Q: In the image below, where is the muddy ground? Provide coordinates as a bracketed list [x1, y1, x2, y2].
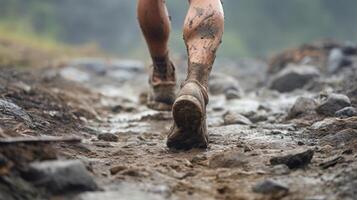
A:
[0, 40, 357, 200]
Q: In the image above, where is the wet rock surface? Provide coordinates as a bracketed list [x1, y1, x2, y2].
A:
[223, 111, 252, 125]
[209, 151, 249, 168]
[335, 106, 357, 118]
[270, 149, 314, 169]
[97, 133, 118, 142]
[209, 73, 243, 99]
[24, 160, 98, 194]
[288, 96, 318, 119]
[269, 65, 320, 92]
[1, 40, 357, 199]
[0, 98, 33, 127]
[316, 93, 351, 116]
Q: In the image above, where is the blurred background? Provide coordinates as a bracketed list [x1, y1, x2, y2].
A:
[0, 0, 357, 60]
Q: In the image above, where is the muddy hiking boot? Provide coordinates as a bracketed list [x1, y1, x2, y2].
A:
[167, 80, 209, 149]
[147, 59, 177, 111]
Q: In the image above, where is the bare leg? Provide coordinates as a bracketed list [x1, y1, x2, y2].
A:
[167, 0, 224, 149]
[137, 0, 170, 60]
[184, 0, 224, 87]
[137, 0, 176, 110]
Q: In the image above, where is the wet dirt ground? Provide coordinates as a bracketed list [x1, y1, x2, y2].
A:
[1, 43, 357, 200]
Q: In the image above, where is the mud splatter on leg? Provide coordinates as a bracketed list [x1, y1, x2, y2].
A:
[183, 0, 224, 87]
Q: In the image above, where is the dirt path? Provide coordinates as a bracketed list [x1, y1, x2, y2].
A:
[0, 45, 356, 200]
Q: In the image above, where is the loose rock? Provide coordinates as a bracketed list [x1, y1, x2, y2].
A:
[270, 149, 314, 169]
[252, 179, 289, 195]
[287, 97, 318, 119]
[98, 133, 118, 142]
[269, 65, 320, 92]
[209, 151, 249, 168]
[110, 165, 127, 175]
[23, 160, 98, 194]
[209, 73, 242, 99]
[335, 107, 357, 118]
[244, 111, 268, 123]
[223, 111, 252, 125]
[319, 156, 345, 169]
[0, 99, 33, 126]
[316, 93, 351, 116]
[321, 128, 357, 147]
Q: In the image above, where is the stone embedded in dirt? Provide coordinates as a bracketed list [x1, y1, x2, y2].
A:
[252, 179, 289, 195]
[97, 133, 118, 142]
[140, 112, 172, 121]
[223, 111, 252, 125]
[244, 111, 268, 123]
[270, 149, 314, 169]
[111, 104, 136, 113]
[342, 149, 353, 155]
[23, 160, 98, 194]
[316, 93, 351, 116]
[110, 165, 127, 175]
[269, 65, 320, 93]
[120, 168, 149, 177]
[208, 73, 243, 99]
[319, 156, 345, 169]
[318, 145, 334, 154]
[191, 154, 208, 164]
[209, 151, 249, 169]
[287, 96, 318, 119]
[335, 107, 357, 118]
[310, 117, 357, 136]
[321, 128, 357, 147]
[94, 142, 113, 148]
[0, 98, 33, 126]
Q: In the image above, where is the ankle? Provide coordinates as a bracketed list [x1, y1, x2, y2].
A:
[186, 62, 212, 88]
[151, 55, 176, 83]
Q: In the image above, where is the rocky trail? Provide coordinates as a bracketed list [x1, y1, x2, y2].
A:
[0, 40, 356, 200]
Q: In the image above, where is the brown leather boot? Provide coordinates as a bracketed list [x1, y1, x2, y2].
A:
[167, 80, 209, 149]
[147, 59, 176, 111]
